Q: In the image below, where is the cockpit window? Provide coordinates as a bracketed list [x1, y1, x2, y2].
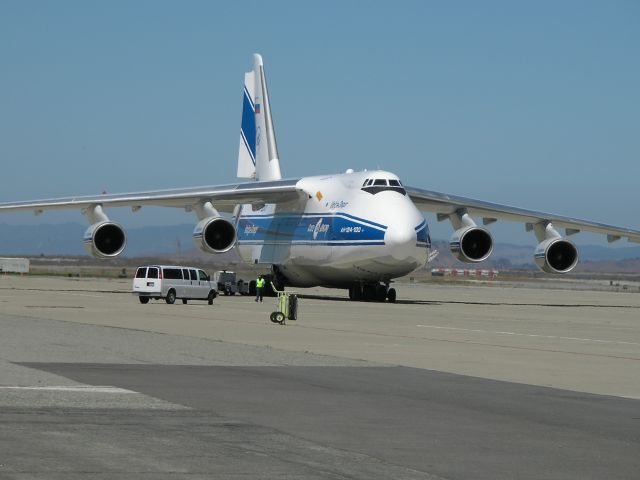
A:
[360, 177, 406, 196]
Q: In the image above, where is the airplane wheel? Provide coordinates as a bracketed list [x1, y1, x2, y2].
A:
[165, 290, 176, 304]
[387, 288, 397, 303]
[139, 296, 149, 304]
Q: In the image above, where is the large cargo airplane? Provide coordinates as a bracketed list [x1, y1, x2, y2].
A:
[2, 54, 640, 302]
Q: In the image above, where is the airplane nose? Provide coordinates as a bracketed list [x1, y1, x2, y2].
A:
[384, 224, 416, 259]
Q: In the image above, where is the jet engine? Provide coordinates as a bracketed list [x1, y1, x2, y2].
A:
[534, 237, 578, 274]
[449, 226, 493, 263]
[83, 221, 126, 258]
[193, 216, 237, 254]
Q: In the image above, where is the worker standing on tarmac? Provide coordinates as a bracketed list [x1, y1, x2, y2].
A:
[255, 275, 265, 302]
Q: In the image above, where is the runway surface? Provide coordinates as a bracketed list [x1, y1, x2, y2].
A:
[1, 276, 639, 479]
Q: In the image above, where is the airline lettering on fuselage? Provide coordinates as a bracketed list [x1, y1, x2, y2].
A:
[339, 226, 363, 233]
[310, 219, 330, 240]
[329, 200, 349, 209]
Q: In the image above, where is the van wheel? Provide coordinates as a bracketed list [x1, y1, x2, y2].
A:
[139, 296, 149, 304]
[165, 290, 176, 304]
[182, 298, 188, 304]
[207, 291, 216, 305]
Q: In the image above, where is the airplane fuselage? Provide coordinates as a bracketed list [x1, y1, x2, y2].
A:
[235, 170, 430, 287]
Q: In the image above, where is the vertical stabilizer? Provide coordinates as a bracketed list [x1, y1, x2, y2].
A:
[237, 54, 282, 181]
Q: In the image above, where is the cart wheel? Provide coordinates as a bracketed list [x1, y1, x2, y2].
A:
[270, 312, 279, 323]
[274, 312, 285, 324]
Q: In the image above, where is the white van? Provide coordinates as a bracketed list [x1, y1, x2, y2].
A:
[133, 265, 217, 305]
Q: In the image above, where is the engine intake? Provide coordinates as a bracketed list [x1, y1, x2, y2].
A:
[83, 221, 126, 258]
[534, 237, 578, 274]
[193, 216, 237, 254]
[450, 226, 493, 263]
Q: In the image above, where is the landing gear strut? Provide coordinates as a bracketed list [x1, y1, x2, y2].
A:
[348, 283, 397, 303]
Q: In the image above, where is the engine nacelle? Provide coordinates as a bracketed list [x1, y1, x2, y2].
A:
[449, 226, 493, 263]
[193, 216, 237, 254]
[534, 237, 578, 274]
[83, 221, 126, 258]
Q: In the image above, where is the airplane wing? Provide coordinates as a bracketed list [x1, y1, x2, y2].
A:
[0, 179, 305, 215]
[406, 186, 640, 243]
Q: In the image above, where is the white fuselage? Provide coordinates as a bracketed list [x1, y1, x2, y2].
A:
[235, 170, 430, 287]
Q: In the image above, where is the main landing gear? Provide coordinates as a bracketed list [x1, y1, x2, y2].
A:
[348, 283, 396, 303]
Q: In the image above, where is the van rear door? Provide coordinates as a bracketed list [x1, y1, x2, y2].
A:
[145, 267, 161, 294]
[133, 266, 161, 295]
[132, 267, 148, 294]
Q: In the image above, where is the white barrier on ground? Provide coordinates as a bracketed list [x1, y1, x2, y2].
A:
[0, 258, 30, 274]
[431, 268, 498, 279]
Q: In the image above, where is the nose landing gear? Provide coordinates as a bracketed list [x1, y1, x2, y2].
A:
[348, 283, 397, 303]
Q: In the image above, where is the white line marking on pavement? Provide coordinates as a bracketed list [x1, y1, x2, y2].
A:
[415, 324, 640, 346]
[0, 386, 136, 393]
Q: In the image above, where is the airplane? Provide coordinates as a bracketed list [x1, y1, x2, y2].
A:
[2, 54, 640, 302]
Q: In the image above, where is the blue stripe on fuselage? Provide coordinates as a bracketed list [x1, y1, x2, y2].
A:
[236, 212, 387, 245]
[415, 220, 430, 246]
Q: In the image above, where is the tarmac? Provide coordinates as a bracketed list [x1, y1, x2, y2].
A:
[1, 275, 639, 479]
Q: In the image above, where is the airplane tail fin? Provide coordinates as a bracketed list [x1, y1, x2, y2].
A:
[237, 54, 282, 181]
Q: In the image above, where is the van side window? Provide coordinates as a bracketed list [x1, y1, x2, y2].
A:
[147, 267, 159, 279]
[164, 268, 182, 280]
[190, 269, 197, 281]
[198, 270, 209, 281]
[135, 267, 146, 278]
[182, 268, 189, 280]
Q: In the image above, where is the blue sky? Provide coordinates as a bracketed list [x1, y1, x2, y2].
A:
[1, 1, 638, 245]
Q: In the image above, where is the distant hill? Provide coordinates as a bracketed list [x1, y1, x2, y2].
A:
[429, 240, 640, 272]
[0, 222, 196, 257]
[2, 222, 640, 272]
